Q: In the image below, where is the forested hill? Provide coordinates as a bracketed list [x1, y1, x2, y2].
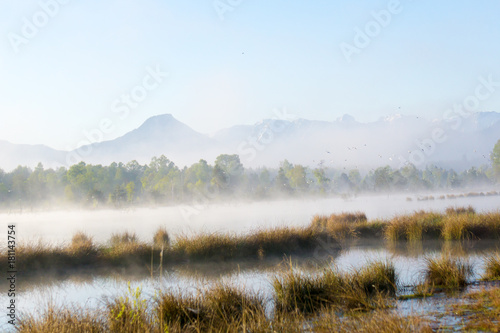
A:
[1, 112, 500, 171]
[1, 143, 499, 209]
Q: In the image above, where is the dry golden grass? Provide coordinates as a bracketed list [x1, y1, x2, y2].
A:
[3, 210, 500, 274]
[483, 252, 500, 281]
[448, 286, 500, 332]
[422, 255, 473, 289]
[384, 211, 442, 242]
[273, 260, 396, 314]
[152, 227, 170, 250]
[17, 307, 106, 333]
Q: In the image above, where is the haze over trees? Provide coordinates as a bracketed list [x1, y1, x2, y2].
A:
[0, 144, 498, 210]
[492, 139, 500, 181]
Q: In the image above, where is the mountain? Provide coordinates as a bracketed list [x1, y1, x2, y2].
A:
[1, 112, 499, 171]
[68, 114, 221, 167]
[0, 140, 66, 171]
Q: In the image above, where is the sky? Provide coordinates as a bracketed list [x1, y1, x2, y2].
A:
[0, 0, 499, 150]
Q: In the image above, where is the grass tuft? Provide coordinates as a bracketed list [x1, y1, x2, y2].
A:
[422, 255, 473, 289]
[152, 227, 170, 250]
[273, 260, 396, 314]
[482, 252, 500, 281]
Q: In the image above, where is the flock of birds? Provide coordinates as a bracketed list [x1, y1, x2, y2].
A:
[315, 144, 490, 170]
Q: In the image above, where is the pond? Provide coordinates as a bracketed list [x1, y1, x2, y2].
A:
[1, 190, 499, 244]
[1, 239, 498, 332]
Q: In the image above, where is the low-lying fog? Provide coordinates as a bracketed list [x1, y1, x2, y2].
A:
[2, 191, 499, 244]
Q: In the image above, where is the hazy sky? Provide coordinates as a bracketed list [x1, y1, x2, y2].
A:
[0, 0, 499, 150]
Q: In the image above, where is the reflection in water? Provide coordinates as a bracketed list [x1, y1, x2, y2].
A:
[1, 241, 497, 320]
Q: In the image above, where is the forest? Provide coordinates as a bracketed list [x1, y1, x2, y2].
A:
[1, 141, 499, 209]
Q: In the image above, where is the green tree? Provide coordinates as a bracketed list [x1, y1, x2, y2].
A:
[313, 168, 330, 193]
[274, 167, 292, 194]
[492, 139, 500, 181]
[287, 164, 309, 191]
[213, 154, 244, 190]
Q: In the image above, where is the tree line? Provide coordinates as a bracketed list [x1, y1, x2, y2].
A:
[0, 142, 499, 209]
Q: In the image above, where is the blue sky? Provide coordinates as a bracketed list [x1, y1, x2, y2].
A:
[0, 0, 499, 150]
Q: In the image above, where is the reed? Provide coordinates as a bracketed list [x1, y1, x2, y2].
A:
[482, 252, 500, 281]
[17, 306, 106, 333]
[273, 260, 397, 314]
[422, 255, 473, 289]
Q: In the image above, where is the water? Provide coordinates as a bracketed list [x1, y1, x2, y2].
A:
[0, 192, 499, 331]
[1, 191, 499, 244]
[0, 240, 498, 332]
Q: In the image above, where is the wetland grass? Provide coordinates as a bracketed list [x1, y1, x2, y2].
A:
[273, 260, 397, 314]
[384, 211, 442, 242]
[447, 286, 500, 332]
[422, 255, 473, 289]
[482, 252, 500, 281]
[4, 209, 500, 274]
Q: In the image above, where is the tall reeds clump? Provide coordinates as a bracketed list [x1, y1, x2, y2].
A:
[341, 261, 397, 311]
[273, 260, 397, 314]
[171, 226, 330, 262]
[15, 241, 68, 272]
[156, 284, 266, 331]
[171, 232, 238, 261]
[311, 212, 367, 240]
[384, 211, 442, 242]
[17, 307, 106, 333]
[68, 232, 97, 256]
[106, 232, 150, 265]
[352, 260, 398, 296]
[245, 226, 323, 258]
[273, 267, 343, 314]
[441, 212, 480, 240]
[107, 284, 150, 333]
[477, 211, 500, 239]
[153, 227, 170, 250]
[482, 252, 500, 281]
[422, 255, 473, 289]
[203, 283, 266, 328]
[156, 292, 205, 330]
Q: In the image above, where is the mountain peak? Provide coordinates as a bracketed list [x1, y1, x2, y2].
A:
[336, 114, 356, 123]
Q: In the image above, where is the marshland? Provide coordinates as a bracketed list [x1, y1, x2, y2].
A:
[2, 195, 500, 332]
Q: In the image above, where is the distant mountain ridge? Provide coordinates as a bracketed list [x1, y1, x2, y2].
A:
[1, 112, 499, 171]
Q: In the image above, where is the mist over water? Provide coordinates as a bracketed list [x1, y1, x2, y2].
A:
[1, 191, 499, 244]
